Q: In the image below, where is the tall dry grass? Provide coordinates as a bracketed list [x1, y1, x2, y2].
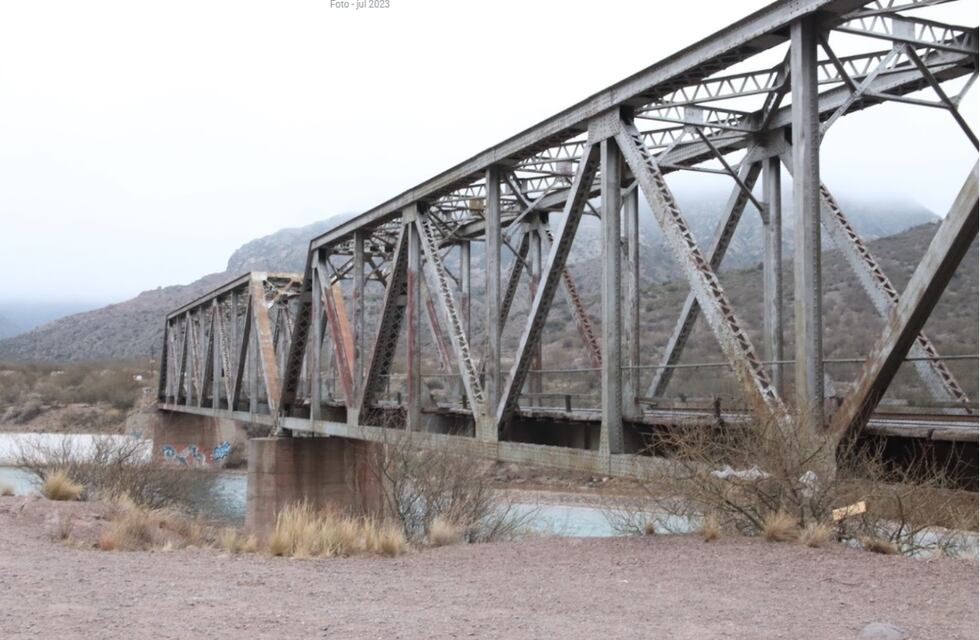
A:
[267, 502, 407, 558]
[41, 470, 83, 501]
[97, 495, 216, 551]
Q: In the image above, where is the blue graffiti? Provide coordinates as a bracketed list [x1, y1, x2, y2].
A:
[160, 443, 207, 466]
[212, 441, 232, 461]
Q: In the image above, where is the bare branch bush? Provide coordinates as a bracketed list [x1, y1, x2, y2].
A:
[15, 435, 216, 511]
[365, 414, 537, 544]
[603, 417, 977, 556]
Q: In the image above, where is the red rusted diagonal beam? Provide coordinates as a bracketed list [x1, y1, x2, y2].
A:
[317, 262, 356, 407]
[249, 278, 283, 413]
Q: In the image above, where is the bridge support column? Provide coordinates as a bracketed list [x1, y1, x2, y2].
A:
[763, 155, 784, 393]
[600, 138, 624, 455]
[245, 436, 381, 540]
[791, 15, 824, 433]
[151, 411, 244, 467]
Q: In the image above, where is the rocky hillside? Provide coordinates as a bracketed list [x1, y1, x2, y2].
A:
[0, 190, 942, 363]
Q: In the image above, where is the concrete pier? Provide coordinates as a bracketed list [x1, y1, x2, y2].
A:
[245, 436, 381, 539]
[150, 411, 244, 467]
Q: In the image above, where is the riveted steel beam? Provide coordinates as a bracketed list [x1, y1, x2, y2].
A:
[831, 163, 979, 435]
[617, 120, 786, 422]
[497, 143, 601, 429]
[646, 157, 764, 398]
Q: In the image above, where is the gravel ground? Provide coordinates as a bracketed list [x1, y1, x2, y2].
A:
[0, 496, 977, 640]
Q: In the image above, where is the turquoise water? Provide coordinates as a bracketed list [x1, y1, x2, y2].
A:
[1, 463, 623, 536]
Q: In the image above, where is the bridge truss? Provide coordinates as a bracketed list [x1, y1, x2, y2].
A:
[160, 0, 979, 476]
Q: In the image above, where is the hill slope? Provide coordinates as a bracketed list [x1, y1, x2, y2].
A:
[0, 192, 943, 363]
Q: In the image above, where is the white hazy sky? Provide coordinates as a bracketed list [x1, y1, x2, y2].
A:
[0, 0, 976, 303]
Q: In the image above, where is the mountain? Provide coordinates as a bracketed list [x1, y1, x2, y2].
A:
[0, 191, 942, 363]
[0, 301, 106, 339]
[0, 217, 352, 362]
[0, 314, 20, 340]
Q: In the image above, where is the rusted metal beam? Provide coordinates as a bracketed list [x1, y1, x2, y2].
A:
[646, 157, 764, 398]
[417, 214, 486, 417]
[497, 143, 601, 429]
[250, 278, 284, 414]
[317, 261, 355, 407]
[358, 228, 409, 411]
[831, 162, 978, 436]
[616, 120, 786, 423]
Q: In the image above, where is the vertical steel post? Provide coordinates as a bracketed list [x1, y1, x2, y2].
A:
[791, 16, 824, 429]
[460, 241, 471, 342]
[459, 240, 472, 402]
[622, 186, 641, 419]
[211, 302, 221, 409]
[482, 166, 502, 441]
[352, 230, 366, 412]
[601, 139, 624, 455]
[311, 257, 323, 422]
[763, 155, 784, 393]
[527, 219, 543, 405]
[230, 290, 240, 382]
[406, 209, 422, 432]
[249, 308, 259, 415]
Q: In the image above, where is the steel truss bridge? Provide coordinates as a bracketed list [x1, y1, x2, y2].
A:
[158, 0, 979, 477]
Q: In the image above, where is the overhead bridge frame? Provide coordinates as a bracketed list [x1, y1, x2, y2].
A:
[159, 0, 979, 475]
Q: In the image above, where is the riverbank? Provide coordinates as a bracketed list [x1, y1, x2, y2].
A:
[0, 496, 976, 639]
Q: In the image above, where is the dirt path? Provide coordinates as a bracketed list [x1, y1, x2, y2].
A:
[0, 497, 976, 640]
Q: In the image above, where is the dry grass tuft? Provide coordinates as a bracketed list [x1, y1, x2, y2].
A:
[428, 516, 465, 547]
[376, 522, 410, 557]
[1, 483, 15, 497]
[861, 535, 899, 555]
[220, 528, 258, 554]
[41, 470, 83, 501]
[268, 502, 408, 559]
[701, 513, 722, 542]
[761, 511, 799, 543]
[799, 522, 834, 548]
[97, 495, 213, 552]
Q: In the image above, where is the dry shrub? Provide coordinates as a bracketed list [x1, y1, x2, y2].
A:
[0, 483, 14, 497]
[861, 535, 899, 555]
[612, 416, 976, 556]
[701, 513, 722, 542]
[368, 427, 536, 544]
[41, 470, 83, 501]
[98, 495, 216, 552]
[267, 502, 408, 558]
[428, 516, 465, 547]
[799, 522, 834, 548]
[16, 435, 215, 510]
[761, 511, 798, 543]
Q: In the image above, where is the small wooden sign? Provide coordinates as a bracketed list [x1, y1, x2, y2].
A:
[832, 500, 867, 522]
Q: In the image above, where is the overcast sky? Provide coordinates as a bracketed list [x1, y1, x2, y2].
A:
[0, 0, 976, 304]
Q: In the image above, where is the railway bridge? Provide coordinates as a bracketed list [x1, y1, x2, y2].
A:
[154, 0, 980, 534]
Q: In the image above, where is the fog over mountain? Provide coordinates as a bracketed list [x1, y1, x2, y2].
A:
[0, 187, 940, 363]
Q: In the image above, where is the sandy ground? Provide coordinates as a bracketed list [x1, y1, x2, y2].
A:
[0, 497, 977, 640]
